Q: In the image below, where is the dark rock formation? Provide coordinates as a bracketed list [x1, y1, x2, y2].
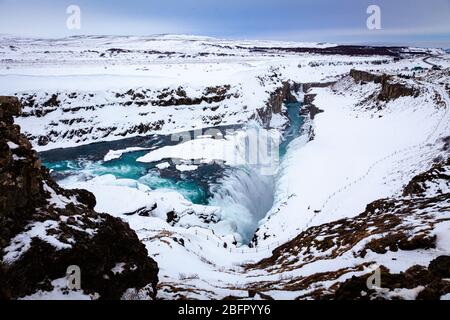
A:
[245, 45, 416, 57]
[302, 81, 336, 93]
[334, 256, 450, 300]
[301, 93, 324, 121]
[255, 81, 300, 126]
[0, 96, 158, 300]
[16, 85, 239, 147]
[152, 85, 235, 107]
[124, 203, 158, 217]
[403, 156, 450, 197]
[294, 82, 335, 144]
[350, 69, 418, 102]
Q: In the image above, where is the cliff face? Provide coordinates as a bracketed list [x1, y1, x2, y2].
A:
[0, 97, 44, 242]
[350, 69, 418, 102]
[13, 83, 244, 148]
[0, 96, 158, 300]
[255, 81, 300, 126]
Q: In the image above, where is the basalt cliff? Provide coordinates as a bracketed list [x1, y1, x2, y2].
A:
[0, 96, 159, 300]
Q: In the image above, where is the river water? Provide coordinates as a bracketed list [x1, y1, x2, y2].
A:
[41, 102, 304, 242]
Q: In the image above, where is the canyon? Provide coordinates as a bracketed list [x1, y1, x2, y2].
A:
[0, 35, 449, 299]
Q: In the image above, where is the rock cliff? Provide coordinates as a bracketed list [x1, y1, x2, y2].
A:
[350, 69, 418, 101]
[0, 96, 159, 300]
[255, 81, 301, 126]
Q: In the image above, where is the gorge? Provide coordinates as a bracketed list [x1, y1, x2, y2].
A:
[1, 35, 449, 300]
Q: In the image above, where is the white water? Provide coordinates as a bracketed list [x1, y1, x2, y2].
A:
[208, 166, 275, 243]
[45, 107, 302, 245]
[207, 103, 304, 244]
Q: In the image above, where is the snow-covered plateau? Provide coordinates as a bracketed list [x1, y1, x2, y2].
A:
[0, 35, 449, 300]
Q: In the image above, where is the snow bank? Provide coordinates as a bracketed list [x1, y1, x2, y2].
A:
[137, 122, 282, 176]
[104, 147, 150, 162]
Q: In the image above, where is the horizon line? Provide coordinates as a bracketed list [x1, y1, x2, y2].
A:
[1, 33, 449, 50]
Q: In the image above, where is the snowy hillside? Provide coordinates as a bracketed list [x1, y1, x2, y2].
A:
[0, 35, 449, 300]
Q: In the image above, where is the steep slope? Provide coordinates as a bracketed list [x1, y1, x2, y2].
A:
[247, 153, 450, 300]
[254, 68, 450, 246]
[0, 97, 158, 300]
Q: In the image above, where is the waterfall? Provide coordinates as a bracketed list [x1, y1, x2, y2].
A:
[207, 121, 282, 243]
[208, 102, 304, 244]
[208, 166, 275, 243]
[44, 99, 305, 245]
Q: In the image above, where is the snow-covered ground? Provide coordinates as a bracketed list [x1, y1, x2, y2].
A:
[1, 35, 438, 151]
[256, 76, 450, 245]
[1, 35, 449, 299]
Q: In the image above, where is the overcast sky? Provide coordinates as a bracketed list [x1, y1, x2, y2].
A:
[1, 0, 449, 47]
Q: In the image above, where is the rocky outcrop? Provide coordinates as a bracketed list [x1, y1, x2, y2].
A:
[403, 156, 450, 197]
[155, 85, 236, 107]
[350, 69, 418, 101]
[334, 256, 450, 300]
[297, 93, 323, 143]
[301, 93, 324, 121]
[294, 82, 334, 143]
[20, 86, 237, 118]
[246, 155, 450, 300]
[15, 85, 241, 147]
[349, 69, 384, 84]
[0, 96, 159, 300]
[302, 81, 336, 93]
[255, 82, 300, 126]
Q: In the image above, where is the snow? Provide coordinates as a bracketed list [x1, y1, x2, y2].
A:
[137, 122, 281, 175]
[156, 162, 171, 170]
[43, 183, 79, 209]
[441, 293, 450, 300]
[111, 262, 126, 275]
[375, 286, 425, 300]
[19, 277, 95, 300]
[12, 155, 25, 160]
[126, 62, 450, 299]
[104, 147, 150, 162]
[433, 221, 450, 253]
[176, 164, 198, 172]
[0, 34, 418, 152]
[137, 135, 238, 165]
[62, 174, 226, 234]
[7, 141, 19, 149]
[65, 175, 155, 216]
[255, 76, 450, 245]
[3, 220, 72, 264]
[269, 113, 289, 130]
